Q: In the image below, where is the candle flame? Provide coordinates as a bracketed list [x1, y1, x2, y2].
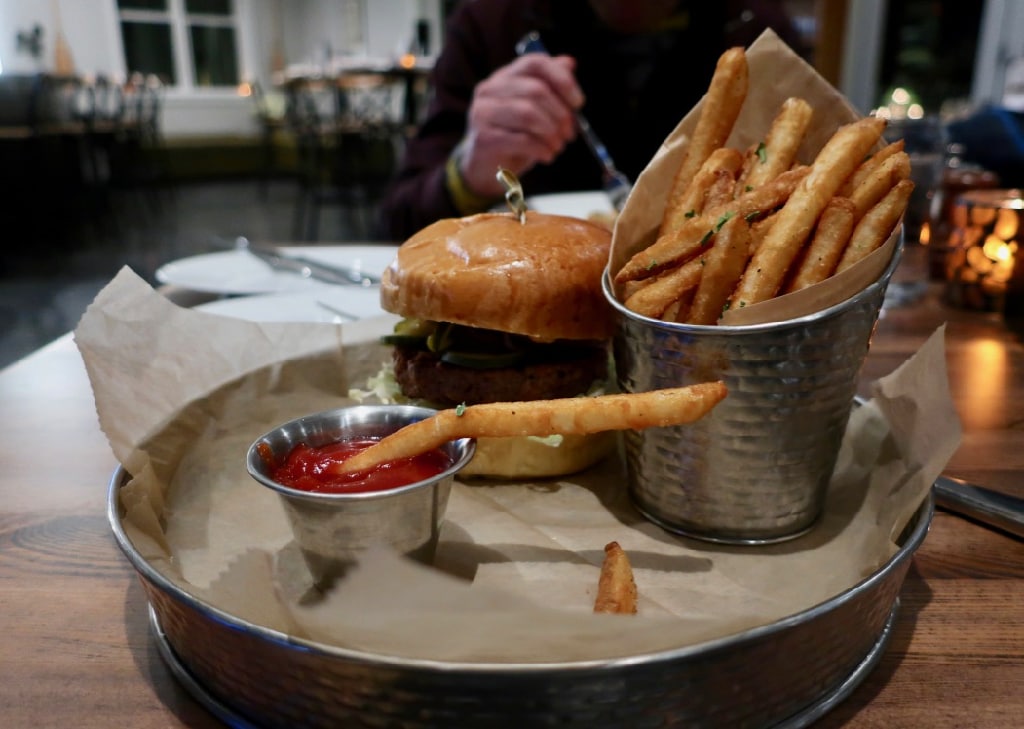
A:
[983, 235, 1013, 263]
[967, 245, 993, 273]
[995, 208, 1020, 239]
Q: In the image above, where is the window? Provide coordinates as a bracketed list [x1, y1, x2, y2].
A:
[118, 0, 239, 89]
[121, 18, 176, 83]
[876, 0, 983, 114]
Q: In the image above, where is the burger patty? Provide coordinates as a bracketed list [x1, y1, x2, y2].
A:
[392, 345, 609, 407]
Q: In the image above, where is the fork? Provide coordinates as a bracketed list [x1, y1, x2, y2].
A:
[515, 31, 632, 211]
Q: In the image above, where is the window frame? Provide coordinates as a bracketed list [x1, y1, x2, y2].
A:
[117, 0, 243, 95]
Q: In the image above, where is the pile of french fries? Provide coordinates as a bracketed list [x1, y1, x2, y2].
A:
[614, 47, 915, 324]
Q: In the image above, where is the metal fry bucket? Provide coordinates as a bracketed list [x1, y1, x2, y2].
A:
[603, 245, 901, 544]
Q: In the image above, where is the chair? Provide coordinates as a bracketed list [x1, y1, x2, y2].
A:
[284, 74, 401, 241]
[335, 72, 403, 135]
[112, 73, 168, 217]
[74, 74, 126, 223]
[334, 71, 405, 213]
[30, 74, 121, 240]
[1, 74, 88, 245]
[250, 80, 287, 198]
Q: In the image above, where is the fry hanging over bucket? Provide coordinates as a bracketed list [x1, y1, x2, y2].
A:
[330, 382, 728, 475]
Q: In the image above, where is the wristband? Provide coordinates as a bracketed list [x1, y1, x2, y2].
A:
[445, 148, 496, 215]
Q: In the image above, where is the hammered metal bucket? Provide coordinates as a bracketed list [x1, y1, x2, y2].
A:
[603, 244, 901, 544]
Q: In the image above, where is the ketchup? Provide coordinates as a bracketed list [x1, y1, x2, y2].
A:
[264, 437, 452, 494]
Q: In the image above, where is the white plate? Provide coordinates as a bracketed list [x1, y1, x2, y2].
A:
[195, 288, 389, 323]
[156, 245, 399, 296]
[526, 191, 614, 219]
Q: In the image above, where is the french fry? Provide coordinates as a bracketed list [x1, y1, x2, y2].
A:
[623, 257, 704, 318]
[330, 382, 729, 475]
[661, 47, 748, 236]
[686, 214, 751, 324]
[849, 150, 911, 219]
[618, 277, 648, 301]
[749, 210, 778, 255]
[704, 165, 808, 228]
[594, 541, 637, 615]
[616, 218, 714, 285]
[738, 97, 813, 192]
[785, 197, 857, 292]
[662, 288, 696, 323]
[839, 139, 905, 197]
[836, 179, 915, 272]
[731, 116, 887, 306]
[616, 166, 808, 284]
[734, 143, 759, 194]
[669, 147, 744, 221]
[705, 168, 739, 210]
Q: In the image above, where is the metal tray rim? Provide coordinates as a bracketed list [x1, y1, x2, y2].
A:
[147, 598, 902, 729]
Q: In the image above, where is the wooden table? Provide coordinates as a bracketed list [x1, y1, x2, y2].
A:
[2, 246, 1022, 727]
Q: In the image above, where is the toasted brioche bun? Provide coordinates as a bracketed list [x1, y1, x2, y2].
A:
[461, 432, 618, 479]
[379, 210, 616, 479]
[380, 211, 614, 341]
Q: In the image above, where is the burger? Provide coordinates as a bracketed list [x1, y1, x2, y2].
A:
[367, 210, 617, 479]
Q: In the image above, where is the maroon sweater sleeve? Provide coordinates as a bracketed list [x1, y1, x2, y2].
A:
[375, 0, 809, 242]
[375, 2, 529, 241]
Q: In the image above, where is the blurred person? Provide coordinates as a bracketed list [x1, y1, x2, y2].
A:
[377, 0, 806, 240]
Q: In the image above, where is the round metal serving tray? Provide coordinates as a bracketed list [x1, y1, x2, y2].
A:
[108, 467, 933, 729]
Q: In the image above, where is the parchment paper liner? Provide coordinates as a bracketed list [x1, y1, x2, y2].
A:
[77, 267, 960, 663]
[610, 29, 896, 326]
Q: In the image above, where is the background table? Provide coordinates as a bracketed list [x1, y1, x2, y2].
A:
[1, 245, 1022, 727]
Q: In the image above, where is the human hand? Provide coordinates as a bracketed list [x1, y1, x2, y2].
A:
[457, 54, 583, 198]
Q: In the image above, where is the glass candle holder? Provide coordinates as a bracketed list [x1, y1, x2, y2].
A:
[944, 189, 1021, 312]
[923, 161, 1000, 280]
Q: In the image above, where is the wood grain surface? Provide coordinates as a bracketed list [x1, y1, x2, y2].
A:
[1, 245, 1022, 728]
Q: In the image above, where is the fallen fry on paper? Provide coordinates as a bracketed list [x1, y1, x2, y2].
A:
[594, 541, 638, 615]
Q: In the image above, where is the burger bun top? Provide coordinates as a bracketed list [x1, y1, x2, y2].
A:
[380, 211, 614, 341]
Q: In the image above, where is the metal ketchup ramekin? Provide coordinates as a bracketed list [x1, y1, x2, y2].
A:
[247, 404, 476, 585]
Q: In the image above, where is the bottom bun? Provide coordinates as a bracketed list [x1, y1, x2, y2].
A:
[459, 431, 618, 479]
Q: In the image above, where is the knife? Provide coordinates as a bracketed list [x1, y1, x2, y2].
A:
[933, 475, 1024, 540]
[245, 242, 380, 287]
[515, 31, 632, 211]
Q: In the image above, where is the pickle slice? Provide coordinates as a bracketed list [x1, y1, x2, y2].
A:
[380, 318, 436, 348]
[380, 334, 428, 347]
[440, 350, 526, 369]
[427, 322, 454, 352]
[393, 318, 435, 337]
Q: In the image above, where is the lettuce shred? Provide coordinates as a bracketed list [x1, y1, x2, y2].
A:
[521, 380, 607, 448]
[347, 362, 407, 404]
[527, 434, 564, 447]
